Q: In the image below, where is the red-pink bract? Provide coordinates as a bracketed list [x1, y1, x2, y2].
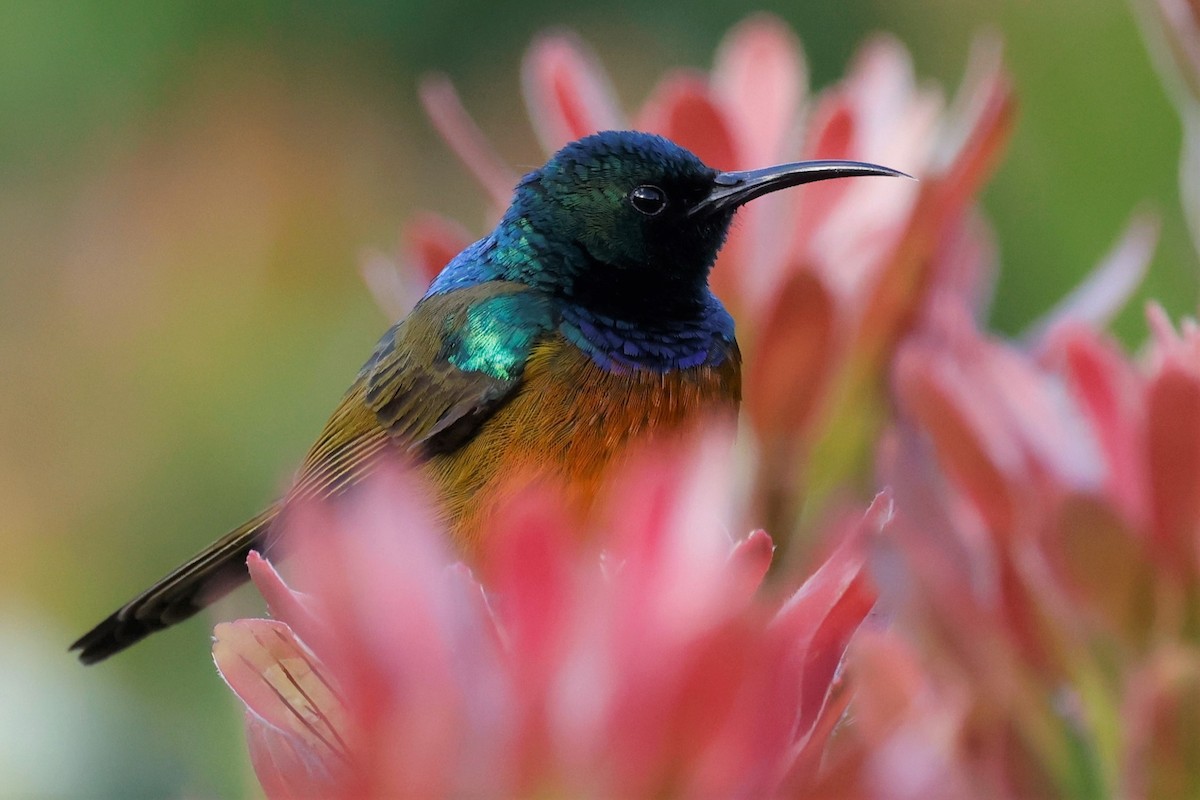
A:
[821, 304, 1200, 797]
[374, 15, 1151, 555]
[210, 12, 1200, 798]
[214, 440, 883, 798]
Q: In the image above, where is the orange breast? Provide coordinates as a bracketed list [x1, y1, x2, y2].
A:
[424, 334, 741, 551]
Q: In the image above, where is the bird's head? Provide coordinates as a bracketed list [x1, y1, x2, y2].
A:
[504, 131, 907, 320]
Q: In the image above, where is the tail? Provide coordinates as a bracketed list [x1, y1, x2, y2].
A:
[71, 507, 278, 664]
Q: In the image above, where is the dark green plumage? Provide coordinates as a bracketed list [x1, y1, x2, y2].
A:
[71, 131, 906, 663]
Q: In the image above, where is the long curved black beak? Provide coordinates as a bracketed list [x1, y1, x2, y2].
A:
[689, 159, 912, 218]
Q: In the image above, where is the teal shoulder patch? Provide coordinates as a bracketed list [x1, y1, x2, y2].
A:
[446, 292, 554, 381]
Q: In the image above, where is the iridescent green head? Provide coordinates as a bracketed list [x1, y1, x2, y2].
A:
[502, 131, 907, 320]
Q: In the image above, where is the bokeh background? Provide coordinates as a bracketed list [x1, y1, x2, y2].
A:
[0, 1, 1192, 797]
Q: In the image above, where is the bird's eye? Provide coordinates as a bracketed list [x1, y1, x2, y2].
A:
[629, 185, 668, 216]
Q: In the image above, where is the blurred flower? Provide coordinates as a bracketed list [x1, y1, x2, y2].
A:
[371, 17, 1017, 538]
[213, 440, 885, 798]
[252, 14, 1179, 799]
[804, 303, 1200, 797]
[365, 15, 1151, 559]
[1137, 0, 1200, 254]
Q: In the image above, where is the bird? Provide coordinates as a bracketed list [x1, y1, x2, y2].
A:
[71, 130, 906, 664]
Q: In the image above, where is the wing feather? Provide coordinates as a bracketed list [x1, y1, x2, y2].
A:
[293, 281, 554, 498]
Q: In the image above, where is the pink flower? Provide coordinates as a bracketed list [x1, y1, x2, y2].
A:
[1138, 0, 1200, 253]
[360, 16, 1023, 544]
[201, 15, 1200, 796]
[213, 438, 886, 798]
[819, 302, 1200, 796]
[366, 16, 1151, 559]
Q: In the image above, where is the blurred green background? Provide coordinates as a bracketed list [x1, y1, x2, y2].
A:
[0, 0, 1191, 796]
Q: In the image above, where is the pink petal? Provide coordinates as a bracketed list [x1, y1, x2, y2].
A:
[245, 714, 340, 800]
[521, 33, 624, 153]
[359, 248, 423, 321]
[930, 35, 1015, 211]
[783, 36, 938, 305]
[483, 484, 574, 671]
[839, 36, 942, 169]
[361, 212, 475, 320]
[1060, 326, 1150, 525]
[286, 471, 453, 679]
[783, 672, 857, 791]
[402, 212, 475, 284]
[849, 40, 1013, 367]
[246, 552, 330, 656]
[633, 623, 763, 797]
[784, 64, 931, 308]
[771, 497, 884, 743]
[446, 562, 506, 657]
[1048, 495, 1155, 647]
[725, 529, 775, 607]
[284, 470, 514, 797]
[893, 341, 1021, 534]
[1147, 300, 1180, 353]
[745, 269, 837, 444]
[712, 13, 806, 166]
[892, 317, 1102, 524]
[608, 433, 743, 629]
[777, 495, 891, 791]
[802, 94, 856, 159]
[1023, 212, 1159, 345]
[923, 207, 998, 324]
[635, 71, 739, 170]
[787, 38, 936, 309]
[849, 35, 916, 101]
[844, 629, 929, 743]
[877, 438, 1021, 664]
[419, 74, 518, 209]
[1147, 0, 1200, 103]
[1120, 647, 1200, 799]
[1146, 301, 1200, 369]
[826, 630, 976, 799]
[790, 94, 857, 256]
[570, 436, 767, 794]
[791, 561, 875, 741]
[1146, 365, 1200, 571]
[213, 620, 350, 776]
[975, 335, 1102, 493]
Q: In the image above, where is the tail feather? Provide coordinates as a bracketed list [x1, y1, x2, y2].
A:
[71, 507, 277, 664]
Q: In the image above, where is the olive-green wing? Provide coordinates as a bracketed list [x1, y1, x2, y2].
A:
[293, 281, 555, 500]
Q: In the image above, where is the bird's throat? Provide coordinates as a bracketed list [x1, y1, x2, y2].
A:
[557, 295, 735, 373]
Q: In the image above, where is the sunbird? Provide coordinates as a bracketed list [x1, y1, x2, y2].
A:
[72, 130, 905, 663]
